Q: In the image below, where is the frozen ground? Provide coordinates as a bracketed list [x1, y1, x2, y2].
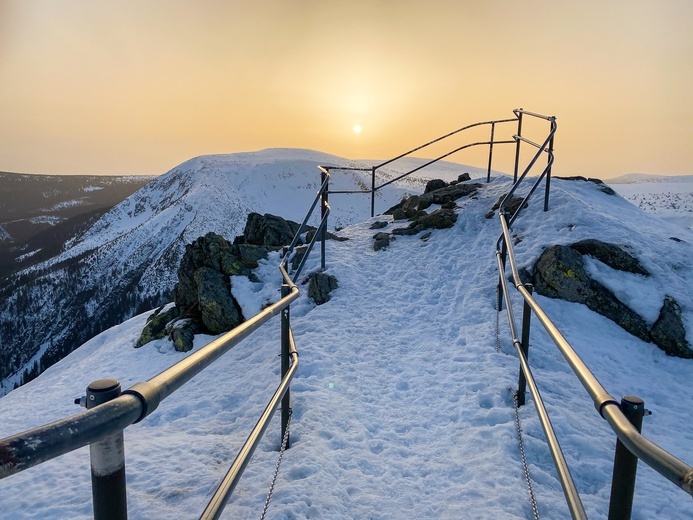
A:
[1, 175, 692, 519]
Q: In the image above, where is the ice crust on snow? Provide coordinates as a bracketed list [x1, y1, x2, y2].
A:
[0, 170, 692, 519]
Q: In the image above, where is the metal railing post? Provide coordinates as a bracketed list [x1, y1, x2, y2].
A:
[608, 396, 646, 520]
[517, 284, 533, 407]
[513, 109, 523, 183]
[487, 122, 496, 183]
[280, 284, 292, 449]
[320, 170, 328, 271]
[87, 378, 128, 520]
[544, 127, 555, 212]
[371, 166, 376, 217]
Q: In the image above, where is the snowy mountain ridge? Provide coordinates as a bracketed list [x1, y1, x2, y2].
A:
[0, 149, 476, 394]
[1, 171, 692, 519]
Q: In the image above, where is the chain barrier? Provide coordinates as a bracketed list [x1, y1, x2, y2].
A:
[495, 284, 501, 353]
[512, 390, 540, 520]
[260, 408, 293, 520]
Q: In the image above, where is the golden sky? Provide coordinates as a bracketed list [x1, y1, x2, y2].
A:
[1, 0, 692, 178]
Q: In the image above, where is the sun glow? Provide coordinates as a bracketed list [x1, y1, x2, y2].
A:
[353, 124, 362, 134]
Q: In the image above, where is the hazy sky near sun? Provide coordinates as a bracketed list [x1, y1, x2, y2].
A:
[1, 0, 692, 178]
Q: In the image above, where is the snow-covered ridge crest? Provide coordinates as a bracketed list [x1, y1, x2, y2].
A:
[1, 174, 691, 518]
[1, 149, 474, 393]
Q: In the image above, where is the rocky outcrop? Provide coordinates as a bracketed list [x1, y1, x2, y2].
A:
[385, 178, 479, 218]
[533, 245, 650, 342]
[392, 208, 458, 236]
[136, 211, 348, 352]
[167, 233, 247, 351]
[569, 239, 649, 276]
[241, 212, 302, 247]
[135, 306, 179, 348]
[308, 272, 339, 305]
[651, 296, 693, 358]
[532, 240, 691, 357]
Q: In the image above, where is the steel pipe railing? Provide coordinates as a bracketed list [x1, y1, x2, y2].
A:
[495, 110, 693, 519]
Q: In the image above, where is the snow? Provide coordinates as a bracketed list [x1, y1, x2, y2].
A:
[1, 173, 692, 519]
[607, 175, 693, 231]
[28, 215, 64, 225]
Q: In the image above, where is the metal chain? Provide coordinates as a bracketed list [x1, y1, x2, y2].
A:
[495, 283, 501, 353]
[260, 408, 293, 520]
[512, 390, 540, 520]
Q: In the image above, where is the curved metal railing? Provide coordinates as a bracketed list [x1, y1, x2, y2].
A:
[495, 111, 693, 519]
[0, 236, 310, 520]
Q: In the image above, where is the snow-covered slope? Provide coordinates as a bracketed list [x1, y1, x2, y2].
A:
[607, 175, 693, 231]
[0, 149, 474, 394]
[1, 175, 691, 519]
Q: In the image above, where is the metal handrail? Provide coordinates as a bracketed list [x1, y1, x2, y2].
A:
[495, 111, 693, 519]
[0, 277, 300, 480]
[373, 118, 517, 171]
[200, 266, 300, 520]
[319, 114, 520, 217]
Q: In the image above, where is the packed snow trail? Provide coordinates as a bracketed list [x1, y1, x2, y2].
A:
[275, 188, 533, 518]
[1, 175, 692, 519]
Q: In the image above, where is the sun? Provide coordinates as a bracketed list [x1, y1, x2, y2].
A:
[353, 124, 362, 134]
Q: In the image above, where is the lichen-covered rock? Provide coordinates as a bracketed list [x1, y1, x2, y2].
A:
[135, 307, 179, 348]
[171, 325, 196, 353]
[533, 245, 651, 342]
[570, 239, 650, 276]
[308, 272, 339, 305]
[650, 295, 692, 358]
[243, 212, 301, 246]
[194, 267, 244, 334]
[373, 232, 391, 251]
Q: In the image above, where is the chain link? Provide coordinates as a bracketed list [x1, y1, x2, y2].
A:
[260, 408, 292, 520]
[512, 390, 539, 520]
[495, 283, 501, 353]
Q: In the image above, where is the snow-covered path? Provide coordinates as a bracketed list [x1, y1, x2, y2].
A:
[1, 175, 692, 519]
[277, 185, 532, 518]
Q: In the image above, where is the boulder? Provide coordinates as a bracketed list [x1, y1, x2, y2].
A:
[424, 179, 449, 193]
[243, 212, 301, 246]
[569, 239, 649, 276]
[194, 267, 244, 334]
[650, 295, 692, 358]
[373, 232, 391, 251]
[392, 208, 458, 236]
[171, 323, 196, 353]
[135, 306, 179, 348]
[533, 245, 651, 342]
[308, 272, 339, 305]
[369, 221, 389, 230]
[458, 172, 471, 182]
[419, 183, 480, 206]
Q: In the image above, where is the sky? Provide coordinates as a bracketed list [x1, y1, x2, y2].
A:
[1, 0, 692, 178]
